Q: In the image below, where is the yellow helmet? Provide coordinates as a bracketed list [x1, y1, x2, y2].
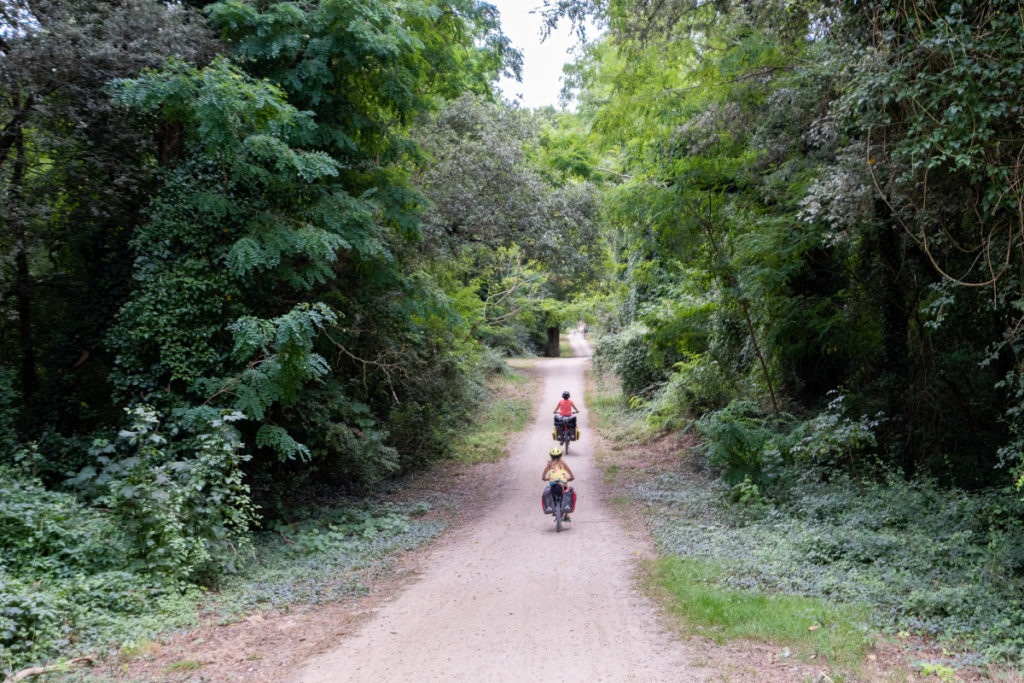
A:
[549, 447, 563, 458]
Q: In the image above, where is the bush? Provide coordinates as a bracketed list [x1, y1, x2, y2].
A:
[0, 470, 122, 577]
[646, 354, 733, 429]
[592, 323, 665, 398]
[0, 575, 64, 666]
[478, 345, 511, 375]
[695, 400, 784, 478]
[66, 406, 257, 582]
[787, 392, 885, 471]
[696, 393, 885, 482]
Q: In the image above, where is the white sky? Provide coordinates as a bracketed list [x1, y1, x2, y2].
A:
[488, 0, 594, 110]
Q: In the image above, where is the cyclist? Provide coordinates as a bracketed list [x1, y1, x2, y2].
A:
[542, 447, 575, 521]
[553, 390, 579, 439]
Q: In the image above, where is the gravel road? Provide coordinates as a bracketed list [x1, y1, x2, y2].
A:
[291, 333, 707, 682]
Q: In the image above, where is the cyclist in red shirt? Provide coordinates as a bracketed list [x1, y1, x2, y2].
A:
[553, 391, 579, 418]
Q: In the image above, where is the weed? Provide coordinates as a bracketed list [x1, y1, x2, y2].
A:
[917, 661, 957, 681]
[162, 659, 202, 672]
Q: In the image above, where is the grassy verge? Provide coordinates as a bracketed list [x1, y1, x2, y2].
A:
[587, 366, 1024, 679]
[647, 556, 871, 670]
[559, 334, 573, 357]
[585, 368, 876, 680]
[450, 364, 537, 464]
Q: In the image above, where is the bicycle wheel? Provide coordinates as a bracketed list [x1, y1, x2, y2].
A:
[555, 500, 563, 532]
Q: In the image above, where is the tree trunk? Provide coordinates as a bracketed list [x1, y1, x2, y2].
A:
[546, 326, 560, 357]
[873, 196, 914, 473]
[11, 129, 36, 402]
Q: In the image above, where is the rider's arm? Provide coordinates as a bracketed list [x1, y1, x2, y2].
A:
[541, 462, 551, 480]
[564, 463, 575, 479]
[572, 401, 580, 413]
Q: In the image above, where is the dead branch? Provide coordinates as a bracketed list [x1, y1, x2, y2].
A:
[12, 656, 95, 681]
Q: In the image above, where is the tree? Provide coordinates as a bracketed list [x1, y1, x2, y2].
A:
[0, 0, 218, 456]
[410, 94, 606, 353]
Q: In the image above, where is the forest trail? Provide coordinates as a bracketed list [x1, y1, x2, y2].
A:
[291, 331, 707, 682]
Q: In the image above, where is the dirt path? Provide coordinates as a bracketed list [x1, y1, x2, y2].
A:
[291, 332, 708, 682]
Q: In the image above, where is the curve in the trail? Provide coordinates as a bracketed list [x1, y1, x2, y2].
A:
[292, 332, 707, 682]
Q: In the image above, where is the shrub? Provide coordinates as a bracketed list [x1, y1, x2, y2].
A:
[695, 400, 785, 479]
[696, 393, 885, 482]
[0, 575, 64, 666]
[66, 406, 257, 582]
[593, 323, 665, 398]
[787, 392, 884, 471]
[0, 470, 121, 577]
[646, 354, 733, 430]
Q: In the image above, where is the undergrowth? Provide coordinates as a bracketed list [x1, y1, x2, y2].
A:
[451, 364, 536, 464]
[2, 360, 532, 677]
[588, 369, 1024, 676]
[641, 469, 1024, 668]
[0, 496, 442, 677]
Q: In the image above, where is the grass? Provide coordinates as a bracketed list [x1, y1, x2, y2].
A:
[648, 556, 872, 670]
[585, 368, 876, 680]
[585, 366, 1024, 679]
[162, 660, 202, 672]
[452, 365, 538, 464]
[559, 335, 574, 357]
[585, 371, 653, 450]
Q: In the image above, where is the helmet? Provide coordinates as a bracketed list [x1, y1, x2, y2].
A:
[549, 447, 563, 458]
[562, 391, 570, 399]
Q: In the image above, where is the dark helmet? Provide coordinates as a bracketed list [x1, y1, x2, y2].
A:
[549, 447, 563, 458]
[562, 391, 570, 399]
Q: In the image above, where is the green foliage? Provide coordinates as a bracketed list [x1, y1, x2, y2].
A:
[223, 303, 336, 422]
[562, 0, 1023, 490]
[592, 323, 666, 398]
[410, 95, 608, 354]
[66, 406, 256, 582]
[643, 466, 1024, 664]
[278, 378, 401, 486]
[0, 0, 535, 673]
[696, 394, 886, 481]
[0, 0, 219, 442]
[0, 468, 170, 668]
[786, 393, 884, 471]
[0, 370, 18, 456]
[696, 400, 782, 478]
[645, 354, 734, 430]
[0, 470, 121, 579]
[0, 575, 63, 666]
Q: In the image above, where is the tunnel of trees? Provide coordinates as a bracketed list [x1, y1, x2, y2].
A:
[3, 0, 1024, 672]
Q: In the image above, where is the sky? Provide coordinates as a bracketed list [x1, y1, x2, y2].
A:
[487, 0, 595, 110]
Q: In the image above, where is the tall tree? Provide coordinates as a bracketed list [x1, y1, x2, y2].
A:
[0, 0, 217, 446]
